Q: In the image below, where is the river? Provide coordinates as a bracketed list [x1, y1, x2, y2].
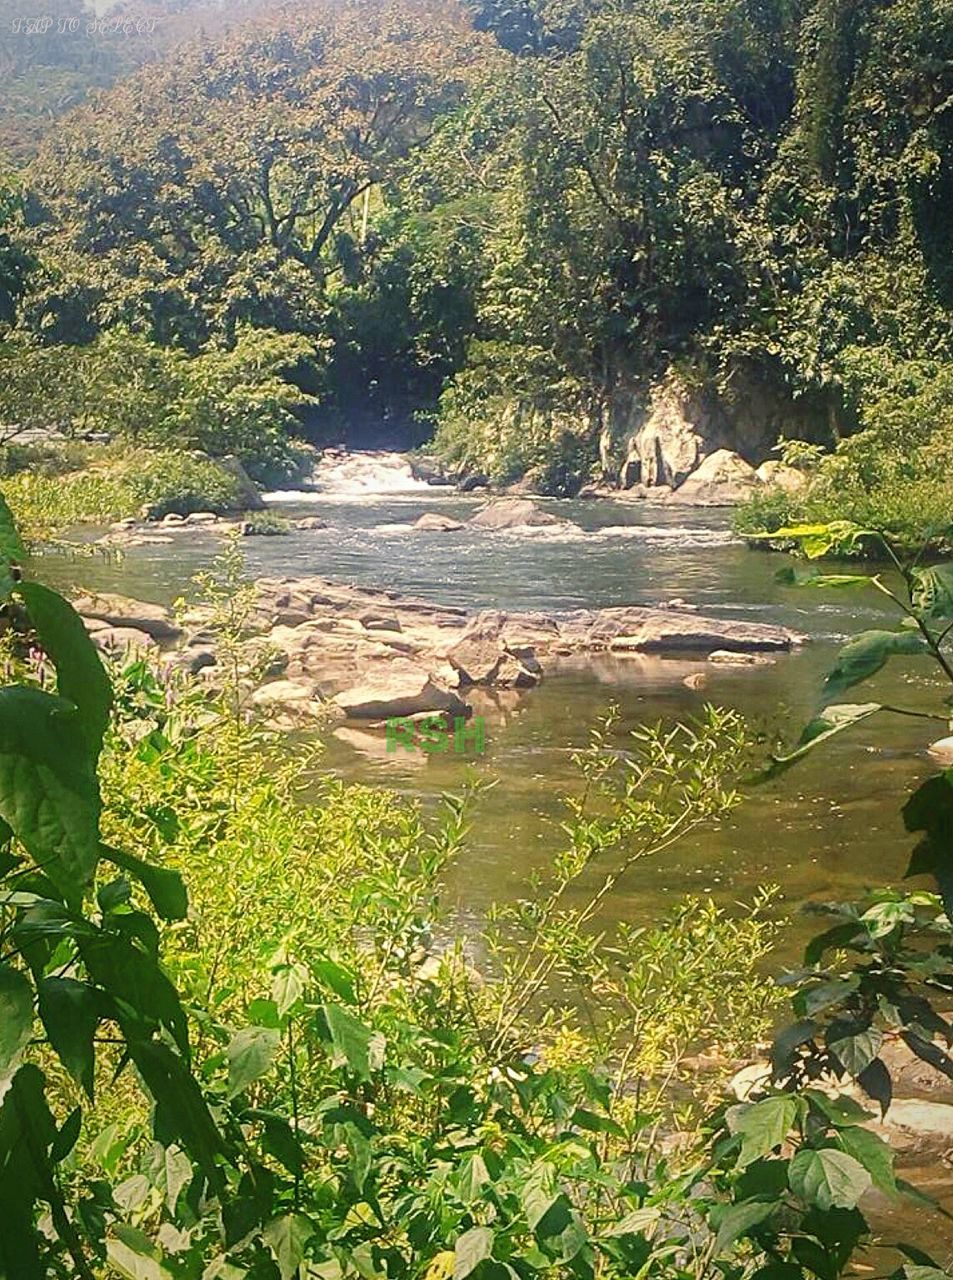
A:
[37, 451, 945, 957]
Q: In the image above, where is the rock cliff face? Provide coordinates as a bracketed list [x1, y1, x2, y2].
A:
[599, 368, 820, 500]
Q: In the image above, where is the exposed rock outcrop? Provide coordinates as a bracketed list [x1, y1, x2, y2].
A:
[468, 498, 564, 530]
[72, 593, 181, 640]
[334, 662, 469, 720]
[73, 580, 801, 725]
[414, 513, 465, 532]
[670, 450, 760, 506]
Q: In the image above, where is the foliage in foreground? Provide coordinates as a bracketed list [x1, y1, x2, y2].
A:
[0, 511, 938, 1276]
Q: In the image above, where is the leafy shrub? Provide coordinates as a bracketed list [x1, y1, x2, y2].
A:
[736, 358, 953, 551]
[1, 446, 250, 537]
[0, 326, 316, 481]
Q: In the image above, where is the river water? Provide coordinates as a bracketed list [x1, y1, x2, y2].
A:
[38, 451, 945, 955]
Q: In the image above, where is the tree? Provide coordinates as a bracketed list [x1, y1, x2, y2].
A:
[24, 0, 494, 348]
[0, 178, 33, 326]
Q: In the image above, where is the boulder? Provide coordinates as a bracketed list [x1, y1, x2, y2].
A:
[359, 611, 402, 633]
[496, 649, 542, 688]
[409, 456, 453, 486]
[334, 661, 468, 720]
[414, 513, 464, 532]
[671, 450, 760, 506]
[161, 513, 186, 527]
[458, 473, 489, 493]
[184, 511, 219, 526]
[623, 385, 707, 488]
[445, 636, 506, 685]
[252, 679, 325, 721]
[73, 593, 181, 640]
[91, 626, 158, 653]
[469, 499, 563, 530]
[755, 460, 807, 493]
[928, 737, 953, 768]
[603, 608, 797, 653]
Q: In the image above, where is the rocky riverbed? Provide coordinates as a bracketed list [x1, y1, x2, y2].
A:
[74, 574, 802, 729]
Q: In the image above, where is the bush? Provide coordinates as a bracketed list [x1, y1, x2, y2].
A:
[1, 445, 251, 537]
[432, 341, 599, 494]
[736, 358, 953, 552]
[0, 325, 317, 480]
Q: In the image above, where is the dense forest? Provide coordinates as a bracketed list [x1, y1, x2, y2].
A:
[0, 0, 951, 517]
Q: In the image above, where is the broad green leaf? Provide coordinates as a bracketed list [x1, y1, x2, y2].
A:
[107, 1226, 175, 1280]
[788, 1147, 871, 1210]
[127, 1037, 228, 1194]
[602, 1206, 661, 1238]
[754, 521, 871, 559]
[713, 1199, 776, 1249]
[453, 1151, 491, 1204]
[794, 976, 859, 1017]
[761, 703, 882, 778]
[0, 966, 33, 1090]
[771, 1018, 819, 1074]
[227, 1025, 280, 1099]
[263, 1213, 315, 1280]
[102, 846, 188, 921]
[776, 565, 873, 589]
[836, 1125, 896, 1196]
[904, 772, 953, 915]
[37, 976, 99, 1098]
[312, 958, 357, 1004]
[0, 687, 101, 905]
[50, 1106, 82, 1163]
[726, 1095, 800, 1168]
[911, 564, 953, 620]
[0, 492, 24, 599]
[0, 1066, 58, 1280]
[454, 1226, 494, 1280]
[18, 582, 112, 759]
[272, 962, 308, 1019]
[318, 1003, 385, 1081]
[827, 1026, 883, 1076]
[822, 631, 928, 705]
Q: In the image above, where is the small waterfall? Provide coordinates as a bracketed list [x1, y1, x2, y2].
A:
[265, 450, 441, 502]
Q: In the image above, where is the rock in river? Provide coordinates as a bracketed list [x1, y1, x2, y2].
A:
[468, 498, 564, 530]
[334, 660, 469, 720]
[414, 512, 464, 532]
[73, 592, 181, 640]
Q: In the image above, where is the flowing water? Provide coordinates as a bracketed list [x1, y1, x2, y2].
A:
[40, 450, 944, 951]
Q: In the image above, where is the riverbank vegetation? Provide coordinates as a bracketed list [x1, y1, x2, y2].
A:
[4, 508, 953, 1275]
[0, 0, 950, 509]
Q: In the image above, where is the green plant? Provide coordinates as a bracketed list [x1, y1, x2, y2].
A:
[715, 520, 953, 1275]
